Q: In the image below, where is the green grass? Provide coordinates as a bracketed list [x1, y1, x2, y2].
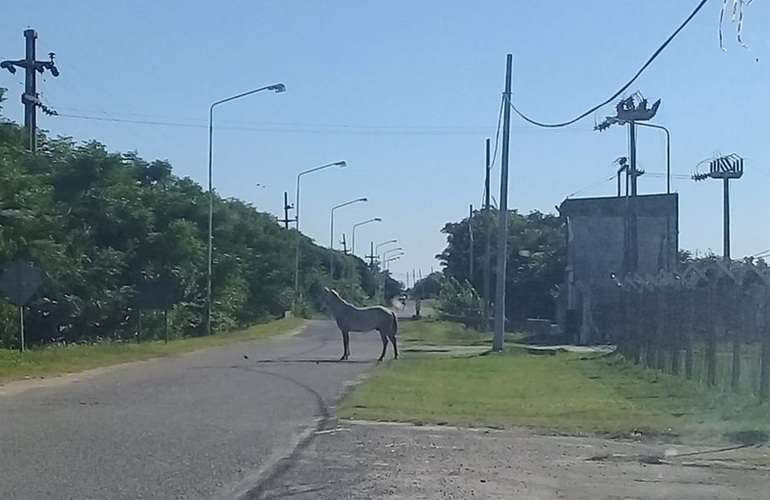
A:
[399, 318, 521, 347]
[340, 344, 770, 440]
[0, 317, 303, 384]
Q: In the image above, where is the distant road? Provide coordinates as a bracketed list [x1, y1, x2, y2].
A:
[0, 320, 383, 500]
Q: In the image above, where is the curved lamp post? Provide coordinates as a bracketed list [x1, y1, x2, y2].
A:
[349, 217, 382, 294]
[351, 217, 382, 257]
[382, 247, 403, 265]
[384, 252, 404, 270]
[293, 160, 347, 305]
[375, 239, 397, 260]
[207, 82, 285, 336]
[330, 197, 368, 278]
[381, 254, 403, 303]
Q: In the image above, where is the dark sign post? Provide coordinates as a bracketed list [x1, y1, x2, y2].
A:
[0, 260, 43, 352]
[134, 278, 179, 343]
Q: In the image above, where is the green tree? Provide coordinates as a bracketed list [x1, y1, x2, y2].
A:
[0, 93, 381, 347]
[437, 209, 565, 321]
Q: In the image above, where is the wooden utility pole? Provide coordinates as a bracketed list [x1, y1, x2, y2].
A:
[280, 191, 296, 229]
[469, 204, 474, 283]
[483, 138, 492, 332]
[493, 54, 513, 352]
[1, 29, 60, 154]
[366, 242, 376, 268]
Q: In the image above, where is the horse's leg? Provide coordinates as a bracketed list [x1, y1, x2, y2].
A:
[339, 329, 350, 361]
[377, 330, 388, 362]
[388, 331, 399, 360]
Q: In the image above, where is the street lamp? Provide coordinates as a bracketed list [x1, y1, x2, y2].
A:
[349, 217, 382, 295]
[207, 82, 285, 336]
[330, 197, 368, 278]
[635, 122, 671, 195]
[382, 247, 403, 266]
[379, 249, 403, 303]
[293, 160, 347, 305]
[384, 253, 403, 270]
[351, 217, 382, 256]
[375, 239, 397, 263]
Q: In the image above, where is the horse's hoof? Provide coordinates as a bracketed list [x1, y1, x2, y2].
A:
[377, 357, 384, 363]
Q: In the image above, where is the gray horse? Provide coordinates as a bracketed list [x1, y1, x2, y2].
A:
[322, 287, 399, 362]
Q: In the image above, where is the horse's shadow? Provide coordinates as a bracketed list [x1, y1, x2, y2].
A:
[251, 358, 374, 365]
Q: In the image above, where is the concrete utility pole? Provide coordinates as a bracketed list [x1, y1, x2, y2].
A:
[595, 93, 661, 276]
[692, 154, 744, 261]
[1, 29, 60, 154]
[493, 54, 513, 352]
[483, 138, 492, 332]
[280, 191, 296, 229]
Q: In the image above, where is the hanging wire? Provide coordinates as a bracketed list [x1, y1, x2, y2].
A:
[508, 0, 709, 128]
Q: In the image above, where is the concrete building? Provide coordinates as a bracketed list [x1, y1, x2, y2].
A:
[557, 193, 679, 344]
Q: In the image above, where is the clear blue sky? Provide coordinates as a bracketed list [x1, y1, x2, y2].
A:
[3, 1, 770, 283]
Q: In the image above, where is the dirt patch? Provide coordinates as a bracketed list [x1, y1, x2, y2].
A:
[254, 420, 769, 499]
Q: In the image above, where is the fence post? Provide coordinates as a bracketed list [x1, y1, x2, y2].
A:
[670, 285, 682, 375]
[730, 306, 742, 393]
[706, 281, 718, 388]
[761, 281, 770, 403]
[681, 266, 702, 381]
[631, 287, 644, 365]
[642, 286, 654, 369]
[655, 287, 664, 371]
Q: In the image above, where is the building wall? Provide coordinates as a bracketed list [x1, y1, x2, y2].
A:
[559, 193, 679, 344]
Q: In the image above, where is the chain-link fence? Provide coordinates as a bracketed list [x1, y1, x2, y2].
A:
[592, 259, 770, 403]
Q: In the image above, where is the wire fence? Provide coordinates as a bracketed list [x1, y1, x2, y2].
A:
[590, 259, 770, 403]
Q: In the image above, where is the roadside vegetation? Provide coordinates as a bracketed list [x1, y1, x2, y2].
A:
[341, 320, 769, 442]
[0, 317, 302, 384]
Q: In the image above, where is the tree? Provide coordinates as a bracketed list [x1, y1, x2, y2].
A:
[0, 94, 381, 347]
[437, 208, 565, 321]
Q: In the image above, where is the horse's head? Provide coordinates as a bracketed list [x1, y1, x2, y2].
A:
[320, 287, 343, 312]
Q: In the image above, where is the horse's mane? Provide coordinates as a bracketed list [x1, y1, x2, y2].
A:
[328, 289, 355, 308]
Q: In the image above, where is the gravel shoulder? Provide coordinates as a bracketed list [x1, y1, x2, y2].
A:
[256, 420, 770, 500]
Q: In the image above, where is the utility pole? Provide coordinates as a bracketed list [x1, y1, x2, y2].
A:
[280, 191, 296, 229]
[692, 154, 744, 261]
[366, 242, 376, 269]
[469, 204, 474, 283]
[340, 233, 348, 255]
[595, 93, 660, 276]
[483, 138, 492, 332]
[1, 29, 60, 154]
[493, 53, 513, 352]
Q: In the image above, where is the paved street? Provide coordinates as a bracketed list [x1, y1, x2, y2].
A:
[0, 320, 384, 500]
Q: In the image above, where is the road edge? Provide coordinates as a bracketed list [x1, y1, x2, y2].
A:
[0, 322, 309, 398]
[230, 366, 379, 500]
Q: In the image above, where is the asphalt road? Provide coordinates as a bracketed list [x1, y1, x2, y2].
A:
[0, 320, 385, 500]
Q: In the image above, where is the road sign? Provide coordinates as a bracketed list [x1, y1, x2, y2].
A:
[134, 278, 179, 310]
[0, 259, 43, 307]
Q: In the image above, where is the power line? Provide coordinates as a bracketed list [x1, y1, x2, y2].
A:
[55, 106, 497, 132]
[566, 174, 617, 199]
[53, 111, 595, 137]
[489, 96, 504, 169]
[508, 0, 710, 129]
